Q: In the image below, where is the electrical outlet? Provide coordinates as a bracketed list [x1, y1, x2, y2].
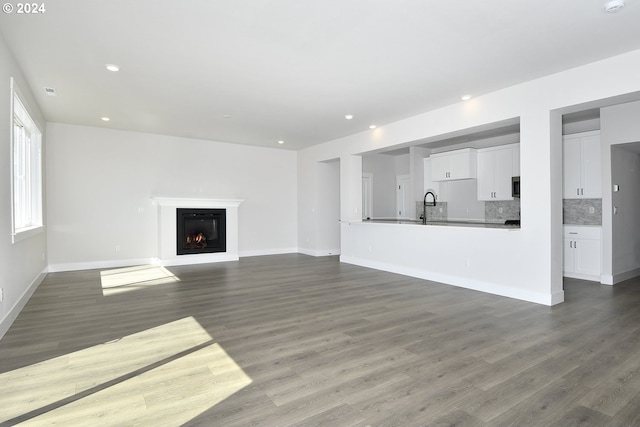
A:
[115, 245, 121, 252]
[589, 206, 595, 214]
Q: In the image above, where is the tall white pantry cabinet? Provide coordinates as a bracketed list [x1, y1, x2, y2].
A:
[562, 130, 602, 282]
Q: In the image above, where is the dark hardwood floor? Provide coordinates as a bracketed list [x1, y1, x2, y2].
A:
[1, 254, 640, 426]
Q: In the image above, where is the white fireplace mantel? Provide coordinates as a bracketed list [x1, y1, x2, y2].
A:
[151, 197, 244, 208]
[151, 197, 244, 266]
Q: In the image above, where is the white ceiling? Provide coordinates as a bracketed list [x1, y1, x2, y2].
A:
[1, 0, 639, 151]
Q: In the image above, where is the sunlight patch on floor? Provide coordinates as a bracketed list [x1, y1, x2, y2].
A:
[0, 317, 252, 426]
[100, 265, 180, 296]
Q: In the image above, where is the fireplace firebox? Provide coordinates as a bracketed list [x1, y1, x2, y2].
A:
[176, 208, 226, 255]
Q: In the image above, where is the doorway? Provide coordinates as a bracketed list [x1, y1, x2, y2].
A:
[396, 174, 411, 219]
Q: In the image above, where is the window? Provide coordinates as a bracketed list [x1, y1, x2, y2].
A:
[11, 78, 43, 242]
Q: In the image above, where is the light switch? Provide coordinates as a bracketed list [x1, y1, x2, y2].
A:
[613, 184, 620, 192]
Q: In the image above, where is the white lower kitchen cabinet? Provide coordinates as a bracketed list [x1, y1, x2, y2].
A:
[563, 225, 601, 281]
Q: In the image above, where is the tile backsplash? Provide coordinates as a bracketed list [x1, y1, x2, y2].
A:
[416, 200, 521, 223]
[563, 198, 602, 225]
[485, 200, 521, 223]
[413, 198, 601, 225]
[415, 201, 448, 221]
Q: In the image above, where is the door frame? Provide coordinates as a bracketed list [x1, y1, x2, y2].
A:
[362, 173, 373, 220]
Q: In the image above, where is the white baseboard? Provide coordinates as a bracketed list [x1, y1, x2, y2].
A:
[563, 271, 601, 283]
[47, 258, 157, 273]
[340, 255, 563, 306]
[298, 248, 341, 257]
[564, 269, 640, 286]
[239, 248, 298, 257]
[607, 267, 640, 285]
[0, 268, 47, 341]
[48, 250, 313, 271]
[153, 253, 240, 267]
[600, 275, 614, 285]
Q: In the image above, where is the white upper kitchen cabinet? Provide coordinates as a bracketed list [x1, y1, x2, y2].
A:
[423, 158, 447, 202]
[430, 148, 477, 181]
[477, 144, 519, 201]
[563, 131, 601, 199]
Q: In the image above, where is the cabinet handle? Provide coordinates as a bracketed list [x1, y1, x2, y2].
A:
[570, 241, 573, 248]
[581, 188, 584, 196]
[577, 188, 580, 196]
[574, 241, 577, 248]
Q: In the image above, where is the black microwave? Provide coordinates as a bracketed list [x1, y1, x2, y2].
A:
[512, 176, 520, 198]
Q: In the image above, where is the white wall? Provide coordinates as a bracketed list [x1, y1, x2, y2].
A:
[46, 123, 298, 270]
[362, 154, 396, 218]
[340, 155, 362, 222]
[395, 153, 410, 175]
[410, 146, 429, 205]
[299, 48, 640, 306]
[0, 34, 48, 338]
[445, 180, 485, 221]
[315, 160, 340, 255]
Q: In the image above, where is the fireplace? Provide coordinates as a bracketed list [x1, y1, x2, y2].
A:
[152, 197, 242, 266]
[176, 208, 226, 255]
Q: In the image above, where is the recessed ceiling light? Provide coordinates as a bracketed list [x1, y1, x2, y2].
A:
[105, 64, 120, 72]
[369, 125, 377, 129]
[278, 140, 284, 145]
[44, 87, 57, 96]
[345, 114, 354, 120]
[604, 0, 624, 13]
[101, 117, 110, 122]
[461, 95, 472, 101]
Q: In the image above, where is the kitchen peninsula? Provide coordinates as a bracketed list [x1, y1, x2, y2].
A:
[363, 218, 520, 229]
[341, 134, 539, 305]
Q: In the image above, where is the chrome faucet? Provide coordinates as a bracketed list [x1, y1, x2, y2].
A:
[422, 191, 436, 224]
